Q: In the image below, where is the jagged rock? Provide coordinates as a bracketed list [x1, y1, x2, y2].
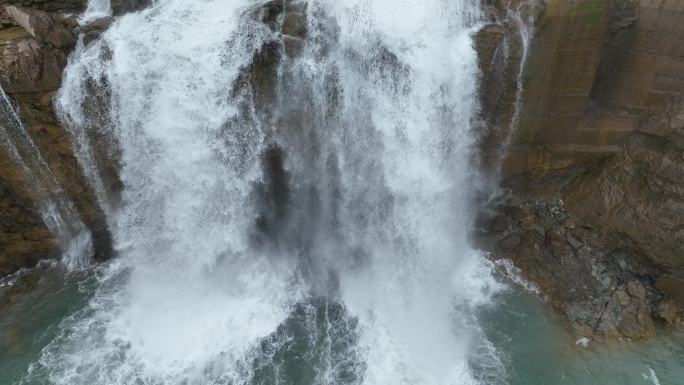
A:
[78, 16, 112, 33]
[0, 177, 59, 276]
[474, 24, 505, 77]
[4, 5, 75, 47]
[475, 0, 684, 341]
[0, 26, 67, 93]
[77, 16, 112, 45]
[656, 299, 681, 325]
[282, 10, 306, 38]
[280, 3, 306, 58]
[0, 0, 87, 13]
[565, 133, 684, 271]
[0, 2, 115, 275]
[474, 196, 661, 340]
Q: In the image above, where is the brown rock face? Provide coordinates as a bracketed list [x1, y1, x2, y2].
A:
[474, 197, 660, 340]
[564, 132, 684, 270]
[0, 26, 68, 93]
[475, 0, 684, 339]
[0, 2, 111, 275]
[0, 181, 58, 275]
[4, 5, 76, 48]
[0, 0, 87, 13]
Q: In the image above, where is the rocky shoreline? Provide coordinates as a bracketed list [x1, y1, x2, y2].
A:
[0, 0, 682, 342]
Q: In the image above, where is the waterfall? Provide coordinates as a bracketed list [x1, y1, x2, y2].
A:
[27, 1, 504, 384]
[498, 4, 533, 169]
[79, 0, 113, 24]
[0, 86, 93, 270]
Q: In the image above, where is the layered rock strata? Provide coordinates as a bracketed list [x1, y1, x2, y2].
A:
[475, 0, 684, 340]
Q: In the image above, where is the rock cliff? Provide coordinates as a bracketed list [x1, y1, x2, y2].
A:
[475, 0, 684, 340]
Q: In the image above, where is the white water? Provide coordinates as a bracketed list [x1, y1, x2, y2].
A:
[0, 85, 93, 270]
[498, 4, 532, 169]
[79, 0, 112, 24]
[28, 0, 503, 384]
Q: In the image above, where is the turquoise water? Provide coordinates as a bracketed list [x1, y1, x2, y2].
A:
[0, 268, 92, 384]
[1, 266, 683, 385]
[480, 292, 684, 385]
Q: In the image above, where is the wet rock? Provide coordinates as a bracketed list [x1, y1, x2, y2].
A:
[0, 3, 114, 275]
[474, 1, 532, 176]
[0, 26, 67, 93]
[656, 299, 681, 325]
[111, 0, 151, 15]
[655, 276, 684, 306]
[78, 16, 112, 33]
[77, 16, 112, 45]
[474, 196, 661, 340]
[258, 0, 284, 31]
[0, 0, 87, 13]
[475, 0, 684, 342]
[4, 5, 75, 47]
[474, 24, 505, 77]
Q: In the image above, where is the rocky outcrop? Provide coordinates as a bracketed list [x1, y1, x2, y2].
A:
[475, 197, 668, 340]
[475, 0, 684, 340]
[4, 5, 76, 47]
[1, 4, 82, 273]
[0, 1, 152, 275]
[0, 0, 86, 13]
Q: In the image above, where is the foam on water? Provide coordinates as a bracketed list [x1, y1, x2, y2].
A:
[28, 0, 503, 384]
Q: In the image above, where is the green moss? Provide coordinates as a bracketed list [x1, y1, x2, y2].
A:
[568, 0, 605, 24]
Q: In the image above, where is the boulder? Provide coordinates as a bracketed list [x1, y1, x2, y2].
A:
[4, 5, 75, 48]
[0, 0, 87, 13]
[564, 133, 684, 271]
[474, 196, 661, 340]
[0, 2, 115, 275]
[0, 26, 67, 93]
[77, 16, 112, 45]
[656, 299, 681, 325]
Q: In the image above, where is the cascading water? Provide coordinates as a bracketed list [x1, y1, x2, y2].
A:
[495, 4, 533, 173]
[22, 0, 504, 384]
[0, 85, 93, 270]
[79, 0, 113, 23]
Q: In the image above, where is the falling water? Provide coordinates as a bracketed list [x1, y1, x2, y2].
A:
[23, 0, 504, 384]
[501, 5, 532, 161]
[79, 0, 113, 24]
[0, 85, 93, 270]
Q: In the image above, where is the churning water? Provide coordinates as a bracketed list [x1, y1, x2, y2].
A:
[35, 0, 502, 383]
